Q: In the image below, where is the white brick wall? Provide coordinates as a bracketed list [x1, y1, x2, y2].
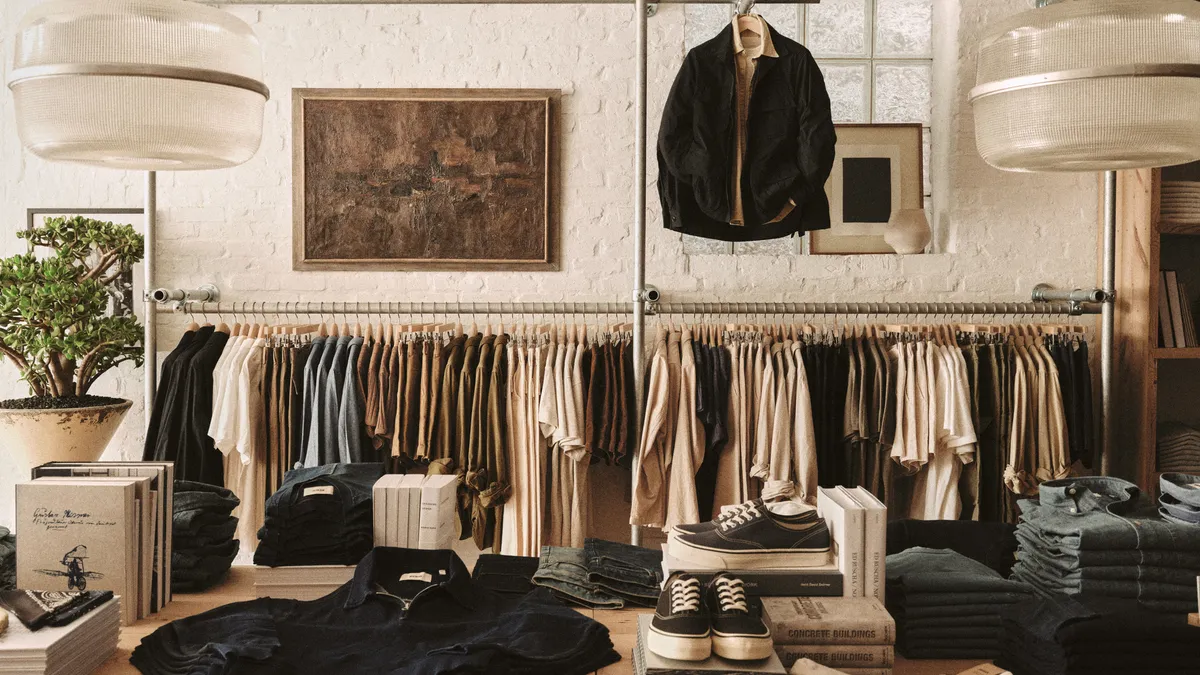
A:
[0, 0, 1096, 469]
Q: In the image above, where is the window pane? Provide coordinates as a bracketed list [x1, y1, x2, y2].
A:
[683, 234, 733, 256]
[818, 61, 870, 123]
[805, 0, 870, 58]
[872, 62, 931, 124]
[875, 0, 933, 58]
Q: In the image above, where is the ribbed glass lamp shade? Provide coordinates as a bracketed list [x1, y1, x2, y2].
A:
[7, 0, 269, 170]
[969, 0, 1200, 173]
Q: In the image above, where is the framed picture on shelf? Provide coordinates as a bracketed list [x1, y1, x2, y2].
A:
[26, 208, 145, 322]
[811, 123, 924, 255]
[292, 88, 560, 271]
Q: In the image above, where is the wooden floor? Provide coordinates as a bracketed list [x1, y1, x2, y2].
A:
[96, 567, 985, 675]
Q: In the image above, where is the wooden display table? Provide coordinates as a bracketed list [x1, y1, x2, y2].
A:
[95, 567, 984, 675]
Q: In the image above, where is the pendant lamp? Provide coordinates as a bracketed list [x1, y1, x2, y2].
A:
[969, 0, 1200, 173]
[7, 0, 270, 170]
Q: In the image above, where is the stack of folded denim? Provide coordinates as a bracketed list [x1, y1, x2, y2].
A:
[0, 526, 14, 591]
[172, 481, 240, 592]
[532, 538, 662, 609]
[254, 463, 383, 567]
[1011, 476, 1200, 614]
[1158, 472, 1200, 525]
[886, 547, 1032, 659]
[472, 554, 540, 596]
[998, 594, 1200, 674]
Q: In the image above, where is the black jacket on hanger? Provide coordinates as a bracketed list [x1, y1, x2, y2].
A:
[657, 22, 836, 242]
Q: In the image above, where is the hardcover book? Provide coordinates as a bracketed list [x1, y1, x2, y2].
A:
[397, 474, 425, 547]
[774, 644, 894, 669]
[16, 480, 138, 625]
[34, 461, 174, 610]
[839, 486, 886, 602]
[762, 597, 895, 646]
[661, 546, 843, 597]
[817, 487, 864, 598]
[418, 475, 457, 550]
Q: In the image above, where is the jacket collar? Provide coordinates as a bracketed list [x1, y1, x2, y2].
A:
[344, 547, 476, 609]
[706, 21, 791, 64]
[731, 15, 778, 59]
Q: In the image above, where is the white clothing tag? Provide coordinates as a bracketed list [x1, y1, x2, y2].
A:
[303, 486, 335, 497]
[400, 572, 433, 583]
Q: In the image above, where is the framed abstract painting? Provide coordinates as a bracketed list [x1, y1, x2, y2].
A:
[292, 88, 559, 270]
[811, 123, 924, 254]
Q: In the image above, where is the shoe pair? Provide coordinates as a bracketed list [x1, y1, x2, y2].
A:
[668, 499, 831, 569]
[648, 572, 774, 662]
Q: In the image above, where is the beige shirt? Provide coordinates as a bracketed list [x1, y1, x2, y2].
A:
[731, 16, 794, 226]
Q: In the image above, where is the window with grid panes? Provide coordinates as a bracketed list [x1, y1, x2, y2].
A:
[679, 0, 933, 256]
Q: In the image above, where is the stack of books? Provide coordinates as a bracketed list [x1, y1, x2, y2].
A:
[0, 596, 119, 675]
[16, 462, 175, 626]
[762, 597, 895, 675]
[372, 474, 457, 550]
[1159, 269, 1198, 348]
[254, 564, 356, 600]
[633, 614, 786, 675]
[816, 487, 887, 602]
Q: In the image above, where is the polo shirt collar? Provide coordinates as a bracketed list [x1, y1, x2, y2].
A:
[731, 15, 778, 59]
[345, 547, 476, 609]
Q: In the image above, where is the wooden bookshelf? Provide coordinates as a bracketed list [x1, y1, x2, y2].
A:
[1112, 161, 1200, 490]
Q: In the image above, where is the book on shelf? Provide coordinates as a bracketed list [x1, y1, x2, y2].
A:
[774, 643, 893, 669]
[1166, 270, 1189, 347]
[1182, 280, 1198, 347]
[1160, 271, 1176, 348]
[838, 487, 885, 603]
[761, 596, 895, 646]
[817, 487, 864, 598]
[661, 546, 843, 597]
[633, 614, 786, 674]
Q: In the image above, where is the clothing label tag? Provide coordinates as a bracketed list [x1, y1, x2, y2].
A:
[400, 572, 432, 583]
[303, 486, 335, 497]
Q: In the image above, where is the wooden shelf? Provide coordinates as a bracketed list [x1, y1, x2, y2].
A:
[1153, 347, 1200, 359]
[1160, 220, 1200, 236]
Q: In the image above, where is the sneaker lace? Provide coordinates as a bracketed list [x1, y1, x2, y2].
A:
[715, 501, 756, 524]
[670, 577, 703, 614]
[715, 577, 748, 613]
[720, 503, 762, 530]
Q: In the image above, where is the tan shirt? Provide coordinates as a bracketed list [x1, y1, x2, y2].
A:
[731, 16, 794, 226]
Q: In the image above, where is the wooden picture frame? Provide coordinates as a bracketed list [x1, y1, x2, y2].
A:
[292, 88, 559, 271]
[811, 123, 924, 255]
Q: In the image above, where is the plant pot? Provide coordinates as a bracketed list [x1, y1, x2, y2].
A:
[0, 399, 132, 524]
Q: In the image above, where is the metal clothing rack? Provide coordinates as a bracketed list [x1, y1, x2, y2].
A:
[158, 298, 1100, 318]
[142, 0, 1120, 549]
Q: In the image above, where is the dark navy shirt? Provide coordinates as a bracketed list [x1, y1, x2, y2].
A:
[132, 548, 620, 674]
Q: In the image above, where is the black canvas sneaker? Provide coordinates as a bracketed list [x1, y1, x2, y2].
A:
[672, 499, 819, 537]
[668, 500, 831, 569]
[706, 572, 774, 661]
[648, 573, 712, 661]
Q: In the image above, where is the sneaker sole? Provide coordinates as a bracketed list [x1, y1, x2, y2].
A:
[647, 627, 713, 661]
[668, 538, 831, 569]
[712, 634, 774, 661]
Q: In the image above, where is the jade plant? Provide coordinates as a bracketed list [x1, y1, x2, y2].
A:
[0, 216, 144, 400]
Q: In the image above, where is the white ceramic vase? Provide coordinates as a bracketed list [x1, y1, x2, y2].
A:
[884, 209, 932, 254]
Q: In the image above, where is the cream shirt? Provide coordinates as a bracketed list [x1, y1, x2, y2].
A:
[731, 16, 794, 226]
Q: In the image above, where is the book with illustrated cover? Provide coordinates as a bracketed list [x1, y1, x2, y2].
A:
[35, 461, 175, 609]
[634, 615, 786, 674]
[16, 480, 138, 625]
[762, 597, 894, 646]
